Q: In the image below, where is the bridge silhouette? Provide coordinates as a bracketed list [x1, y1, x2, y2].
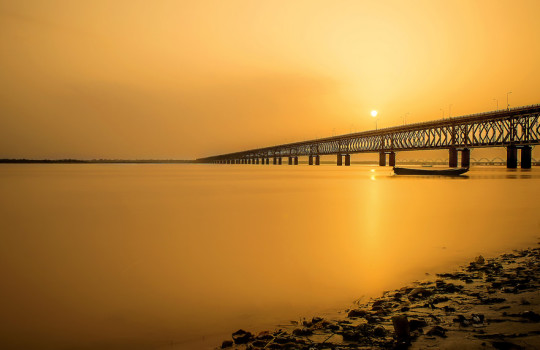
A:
[198, 104, 540, 169]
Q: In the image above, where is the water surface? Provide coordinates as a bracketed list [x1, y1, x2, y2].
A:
[1, 164, 539, 349]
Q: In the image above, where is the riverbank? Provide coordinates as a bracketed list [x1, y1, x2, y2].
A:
[219, 245, 540, 349]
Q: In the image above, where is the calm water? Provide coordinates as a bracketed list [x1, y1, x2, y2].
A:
[1, 164, 539, 349]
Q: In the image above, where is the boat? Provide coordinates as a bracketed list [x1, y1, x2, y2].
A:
[393, 166, 469, 176]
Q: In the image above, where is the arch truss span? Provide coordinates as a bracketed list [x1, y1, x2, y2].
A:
[198, 105, 540, 163]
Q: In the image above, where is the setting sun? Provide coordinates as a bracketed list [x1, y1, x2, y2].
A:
[371, 110, 378, 117]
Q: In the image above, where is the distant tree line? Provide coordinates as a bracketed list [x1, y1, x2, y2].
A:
[0, 159, 196, 164]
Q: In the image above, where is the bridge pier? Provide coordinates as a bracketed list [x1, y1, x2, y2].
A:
[461, 148, 470, 168]
[449, 148, 458, 167]
[273, 157, 277, 165]
[507, 146, 518, 169]
[288, 157, 292, 165]
[315, 155, 320, 165]
[278, 157, 282, 165]
[337, 154, 342, 166]
[256, 158, 260, 164]
[309, 155, 313, 165]
[379, 152, 386, 166]
[345, 154, 351, 166]
[521, 146, 532, 169]
[389, 152, 396, 166]
[294, 156, 298, 165]
[265, 158, 269, 165]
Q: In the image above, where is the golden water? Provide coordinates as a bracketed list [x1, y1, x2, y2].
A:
[1, 164, 539, 349]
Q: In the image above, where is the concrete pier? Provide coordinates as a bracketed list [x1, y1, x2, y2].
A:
[461, 148, 470, 168]
[449, 148, 458, 167]
[521, 145, 532, 169]
[278, 157, 282, 165]
[315, 155, 320, 165]
[507, 145, 518, 168]
[288, 157, 292, 165]
[308, 155, 313, 165]
[345, 154, 351, 166]
[294, 156, 298, 165]
[389, 152, 396, 166]
[265, 158, 269, 165]
[273, 157, 277, 165]
[379, 152, 386, 166]
[337, 154, 342, 166]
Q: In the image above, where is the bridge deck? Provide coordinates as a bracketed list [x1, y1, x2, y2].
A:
[198, 104, 540, 162]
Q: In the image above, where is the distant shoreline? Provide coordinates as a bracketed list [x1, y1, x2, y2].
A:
[2, 159, 537, 166]
[0, 159, 197, 164]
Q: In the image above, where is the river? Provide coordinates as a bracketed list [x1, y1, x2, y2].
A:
[0, 164, 539, 349]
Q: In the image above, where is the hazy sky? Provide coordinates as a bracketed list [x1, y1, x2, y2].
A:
[1, 0, 539, 159]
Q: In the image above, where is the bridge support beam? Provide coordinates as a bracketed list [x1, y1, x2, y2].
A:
[345, 154, 351, 166]
[507, 146, 518, 169]
[278, 157, 282, 165]
[315, 155, 320, 165]
[379, 152, 386, 166]
[389, 152, 396, 166]
[288, 157, 292, 165]
[521, 146, 532, 169]
[337, 154, 342, 166]
[308, 155, 313, 165]
[265, 158, 269, 165]
[461, 148, 470, 168]
[256, 158, 260, 164]
[294, 156, 298, 165]
[449, 148, 458, 168]
[273, 157, 277, 165]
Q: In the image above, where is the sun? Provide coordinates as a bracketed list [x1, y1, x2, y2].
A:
[371, 110, 378, 117]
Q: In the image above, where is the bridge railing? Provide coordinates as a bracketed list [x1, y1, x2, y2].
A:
[198, 104, 540, 161]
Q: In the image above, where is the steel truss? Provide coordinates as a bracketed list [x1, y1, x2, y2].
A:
[198, 105, 540, 162]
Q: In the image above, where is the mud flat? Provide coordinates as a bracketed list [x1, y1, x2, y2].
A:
[219, 246, 540, 349]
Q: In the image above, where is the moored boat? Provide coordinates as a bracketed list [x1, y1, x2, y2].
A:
[393, 166, 469, 176]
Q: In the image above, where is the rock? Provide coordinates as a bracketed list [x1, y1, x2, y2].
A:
[326, 323, 340, 331]
[256, 331, 273, 340]
[347, 308, 367, 318]
[221, 340, 233, 348]
[409, 319, 428, 332]
[274, 335, 294, 344]
[373, 326, 386, 337]
[480, 297, 506, 304]
[408, 287, 433, 299]
[475, 255, 485, 265]
[521, 311, 540, 322]
[311, 316, 323, 324]
[471, 314, 485, 324]
[232, 329, 253, 344]
[392, 315, 410, 342]
[453, 315, 470, 327]
[252, 340, 267, 347]
[431, 296, 449, 304]
[426, 326, 447, 337]
[292, 328, 312, 336]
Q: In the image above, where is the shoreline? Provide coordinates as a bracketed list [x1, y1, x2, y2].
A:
[218, 245, 540, 349]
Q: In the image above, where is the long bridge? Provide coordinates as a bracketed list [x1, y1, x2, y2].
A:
[197, 104, 540, 169]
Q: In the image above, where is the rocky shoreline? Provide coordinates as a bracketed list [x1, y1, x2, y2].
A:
[218, 246, 540, 349]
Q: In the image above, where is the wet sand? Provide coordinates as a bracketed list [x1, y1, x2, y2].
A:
[219, 245, 540, 349]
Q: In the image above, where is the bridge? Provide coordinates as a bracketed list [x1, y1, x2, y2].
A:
[197, 104, 540, 169]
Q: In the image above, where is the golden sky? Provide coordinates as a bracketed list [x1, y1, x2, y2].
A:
[1, 0, 539, 159]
